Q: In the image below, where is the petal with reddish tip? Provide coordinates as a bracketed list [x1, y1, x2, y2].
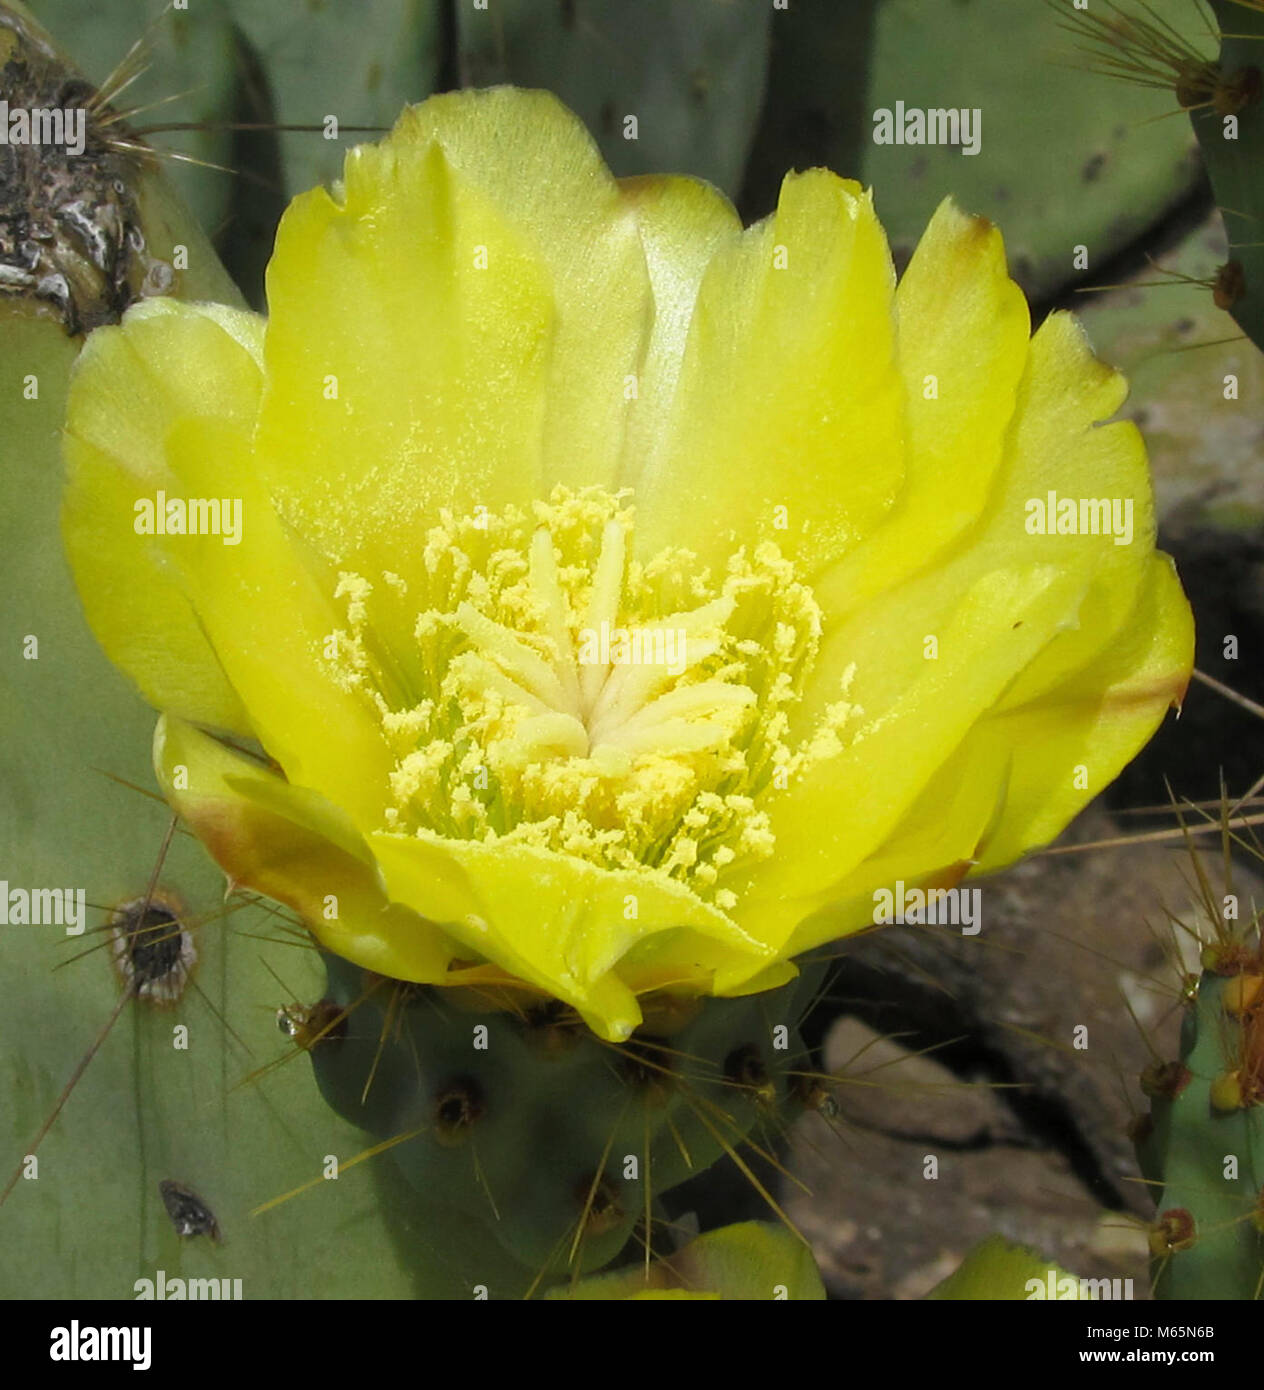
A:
[154, 714, 456, 982]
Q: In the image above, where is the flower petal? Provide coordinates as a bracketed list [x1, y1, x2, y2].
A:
[816, 196, 1030, 618]
[751, 305, 1169, 903]
[970, 553, 1193, 871]
[154, 714, 456, 980]
[615, 173, 742, 485]
[152, 417, 396, 829]
[981, 311, 1157, 708]
[61, 300, 264, 733]
[254, 88, 654, 587]
[736, 562, 1088, 907]
[397, 89, 655, 496]
[633, 169, 906, 579]
[733, 731, 1012, 972]
[368, 830, 776, 1040]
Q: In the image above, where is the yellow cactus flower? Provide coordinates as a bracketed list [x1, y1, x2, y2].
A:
[61, 88, 1193, 1041]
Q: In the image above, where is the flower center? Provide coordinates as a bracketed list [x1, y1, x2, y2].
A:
[325, 488, 857, 910]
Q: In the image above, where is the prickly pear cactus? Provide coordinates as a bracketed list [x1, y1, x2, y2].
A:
[0, 304, 475, 1298]
[1134, 923, 1264, 1299]
[4, 0, 1236, 1308]
[0, 1, 473, 1301]
[312, 952, 825, 1283]
[0, 1, 837, 1301]
[20, 0, 241, 246]
[1189, 0, 1264, 350]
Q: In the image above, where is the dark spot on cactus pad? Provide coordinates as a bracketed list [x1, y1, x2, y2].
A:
[724, 1043, 774, 1104]
[432, 1078, 485, 1145]
[109, 897, 196, 1006]
[1213, 65, 1261, 118]
[159, 1180, 221, 1242]
[559, 0, 577, 30]
[1082, 153, 1106, 183]
[791, 1074, 838, 1118]
[576, 1173, 623, 1236]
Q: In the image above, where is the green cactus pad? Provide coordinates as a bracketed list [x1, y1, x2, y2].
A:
[1192, 0, 1264, 350]
[742, 0, 1205, 301]
[1135, 958, 1264, 1299]
[311, 951, 825, 1281]
[455, 0, 771, 198]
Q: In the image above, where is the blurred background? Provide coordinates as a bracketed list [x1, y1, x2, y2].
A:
[19, 0, 1264, 1296]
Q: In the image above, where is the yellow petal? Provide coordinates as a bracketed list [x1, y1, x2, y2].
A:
[971, 554, 1193, 871]
[154, 714, 456, 981]
[816, 197, 1030, 618]
[633, 169, 906, 578]
[756, 306, 1167, 903]
[988, 311, 1158, 707]
[61, 300, 264, 733]
[398, 89, 654, 496]
[368, 830, 775, 1040]
[729, 709, 1013, 969]
[254, 88, 654, 591]
[154, 417, 395, 829]
[256, 142, 547, 584]
[745, 561, 1089, 906]
[615, 174, 742, 485]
